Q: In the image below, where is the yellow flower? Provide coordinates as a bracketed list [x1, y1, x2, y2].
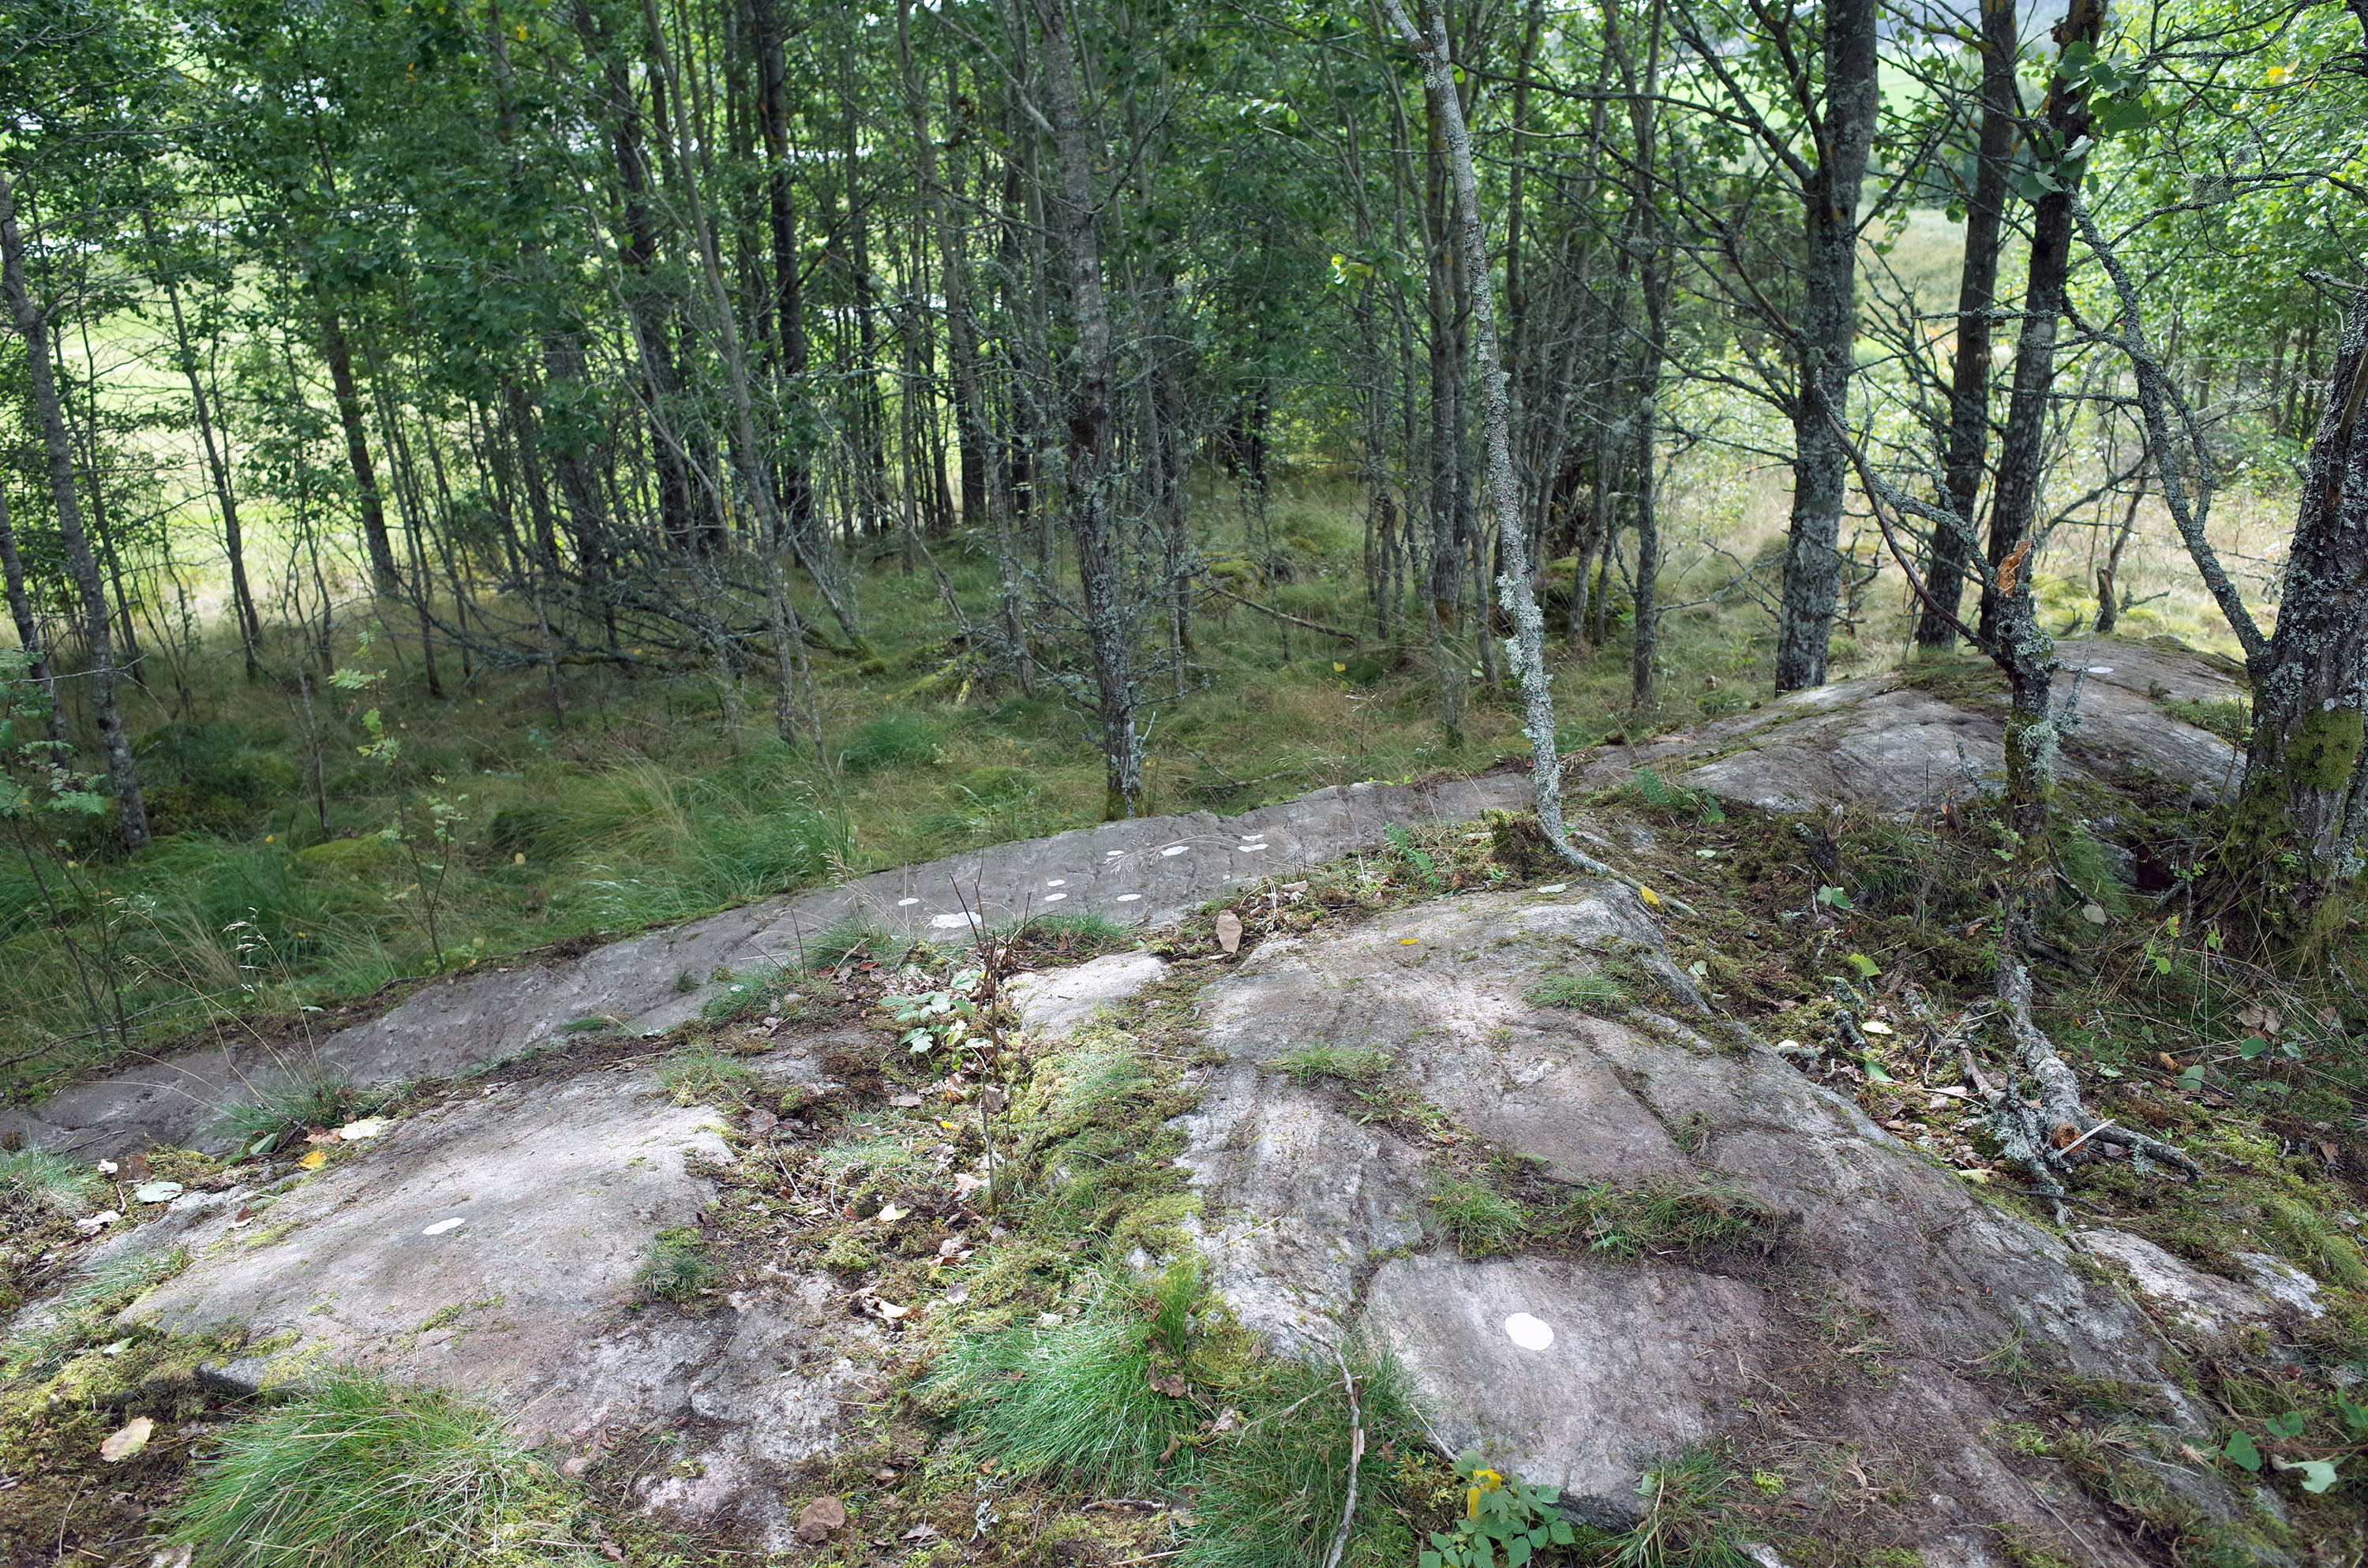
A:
[2265, 62, 2291, 84]
[1638, 885, 1663, 908]
[1466, 1468, 1504, 1517]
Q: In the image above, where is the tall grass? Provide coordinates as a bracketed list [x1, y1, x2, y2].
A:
[166, 1370, 569, 1568]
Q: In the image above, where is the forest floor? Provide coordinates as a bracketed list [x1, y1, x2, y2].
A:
[0, 462, 2266, 1102]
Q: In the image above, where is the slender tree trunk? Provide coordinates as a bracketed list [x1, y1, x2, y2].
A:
[1981, 0, 2104, 644]
[0, 478, 65, 743]
[1771, 0, 1878, 692]
[750, 0, 818, 549]
[1916, 0, 2018, 648]
[0, 169, 149, 847]
[1382, 0, 1650, 899]
[1033, 0, 1142, 819]
[319, 308, 401, 593]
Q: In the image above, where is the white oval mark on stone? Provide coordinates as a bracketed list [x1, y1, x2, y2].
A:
[2085, 665, 2115, 674]
[1240, 842, 1269, 851]
[1504, 1313, 1555, 1351]
[931, 912, 980, 930]
[422, 1218, 467, 1237]
[1107, 850, 1125, 857]
[1046, 879, 1066, 887]
[1115, 894, 1143, 902]
[1161, 845, 1189, 857]
[897, 897, 920, 907]
[1043, 893, 1067, 902]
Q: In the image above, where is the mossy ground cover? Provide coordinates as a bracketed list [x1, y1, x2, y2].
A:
[7, 739, 2368, 1563]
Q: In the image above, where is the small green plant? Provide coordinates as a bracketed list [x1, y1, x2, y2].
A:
[166, 1368, 565, 1567]
[635, 1226, 714, 1304]
[1632, 769, 1725, 825]
[890, 968, 985, 1053]
[1264, 1044, 1394, 1086]
[1431, 1174, 1777, 1263]
[1386, 822, 1444, 892]
[561, 1014, 613, 1034]
[659, 1044, 758, 1107]
[1420, 1451, 1576, 1568]
[801, 913, 894, 971]
[1526, 970, 1628, 1009]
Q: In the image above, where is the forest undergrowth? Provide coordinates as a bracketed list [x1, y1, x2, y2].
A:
[0, 467, 2255, 1107]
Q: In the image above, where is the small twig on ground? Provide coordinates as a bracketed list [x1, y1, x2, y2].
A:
[1204, 582, 1361, 641]
[1321, 1346, 1366, 1568]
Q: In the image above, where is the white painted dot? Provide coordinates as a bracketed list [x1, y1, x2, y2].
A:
[1046, 879, 1066, 887]
[1504, 1313, 1555, 1350]
[1161, 845, 1189, 857]
[1115, 894, 1142, 902]
[1240, 842, 1269, 851]
[1043, 893, 1067, 902]
[1106, 850, 1124, 857]
[422, 1218, 467, 1237]
[897, 897, 920, 907]
[931, 912, 980, 930]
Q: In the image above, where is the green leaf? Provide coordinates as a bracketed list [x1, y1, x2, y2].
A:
[1863, 1057, 1898, 1084]
[2225, 1431, 2263, 1472]
[1549, 1521, 1576, 1545]
[2337, 1396, 2368, 1432]
[1508, 1536, 1532, 1566]
[2265, 1410, 2306, 1439]
[1422, 1554, 1444, 1568]
[2179, 1065, 2205, 1091]
[1846, 952, 1881, 978]
[2238, 1035, 2269, 1059]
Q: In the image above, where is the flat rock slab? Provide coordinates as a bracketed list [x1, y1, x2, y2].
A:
[1576, 636, 2240, 815]
[9, 772, 1527, 1158]
[120, 1072, 885, 1550]
[1176, 881, 2256, 1554]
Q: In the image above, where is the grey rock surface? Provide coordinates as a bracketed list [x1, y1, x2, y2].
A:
[1577, 635, 2241, 814]
[13, 771, 1527, 1158]
[1175, 881, 2250, 1555]
[119, 1068, 884, 1550]
[1008, 950, 1170, 1042]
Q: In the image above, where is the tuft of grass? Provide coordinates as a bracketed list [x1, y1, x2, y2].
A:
[165, 1369, 566, 1567]
[926, 1275, 1201, 1488]
[1606, 1449, 1755, 1568]
[1433, 1173, 1778, 1262]
[1182, 1343, 1422, 1568]
[1263, 1045, 1394, 1087]
[799, 913, 896, 972]
[634, 1227, 714, 1304]
[214, 1073, 387, 1151]
[658, 1044, 758, 1109]
[0, 1147, 96, 1214]
[840, 709, 944, 773]
[1431, 1177, 1534, 1258]
[1526, 970, 1629, 1009]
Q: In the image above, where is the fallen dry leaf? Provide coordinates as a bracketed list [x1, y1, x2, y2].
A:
[1148, 1373, 1188, 1398]
[99, 1416, 153, 1463]
[745, 1109, 779, 1136]
[304, 1128, 340, 1145]
[979, 1086, 1009, 1113]
[875, 1202, 909, 1223]
[1214, 909, 1243, 956]
[335, 1117, 389, 1140]
[901, 1521, 942, 1541]
[297, 1149, 329, 1170]
[795, 1495, 847, 1544]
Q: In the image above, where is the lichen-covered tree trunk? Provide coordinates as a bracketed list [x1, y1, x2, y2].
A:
[1914, 0, 2018, 649]
[1034, 0, 1142, 819]
[1770, 0, 1877, 693]
[1980, 0, 2101, 646]
[0, 168, 150, 848]
[2225, 290, 2368, 928]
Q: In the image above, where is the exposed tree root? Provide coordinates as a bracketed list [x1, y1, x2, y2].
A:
[1992, 961, 2201, 1206]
